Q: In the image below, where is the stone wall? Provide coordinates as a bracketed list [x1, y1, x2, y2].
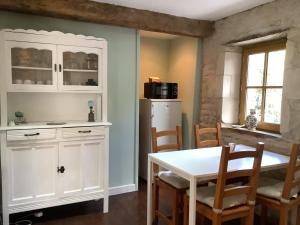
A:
[222, 127, 291, 155]
[200, 0, 300, 145]
[281, 28, 300, 141]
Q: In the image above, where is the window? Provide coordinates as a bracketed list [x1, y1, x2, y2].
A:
[239, 39, 286, 132]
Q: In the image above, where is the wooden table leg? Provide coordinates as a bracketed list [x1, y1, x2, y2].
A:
[188, 177, 197, 225]
[147, 158, 153, 225]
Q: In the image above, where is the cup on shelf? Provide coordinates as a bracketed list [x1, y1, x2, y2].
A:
[14, 79, 23, 84]
[46, 80, 52, 85]
[8, 120, 15, 126]
[36, 80, 44, 85]
[63, 81, 70, 85]
[24, 79, 33, 85]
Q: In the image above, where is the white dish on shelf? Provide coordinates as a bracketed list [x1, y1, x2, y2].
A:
[46, 80, 52, 85]
[36, 80, 44, 85]
[14, 79, 23, 84]
[24, 79, 33, 84]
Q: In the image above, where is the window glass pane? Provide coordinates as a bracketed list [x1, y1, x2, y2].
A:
[245, 88, 262, 121]
[266, 50, 286, 86]
[247, 53, 265, 86]
[264, 88, 282, 124]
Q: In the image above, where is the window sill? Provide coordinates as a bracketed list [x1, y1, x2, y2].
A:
[221, 123, 282, 139]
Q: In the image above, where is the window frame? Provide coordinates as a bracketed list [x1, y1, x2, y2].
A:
[239, 39, 287, 133]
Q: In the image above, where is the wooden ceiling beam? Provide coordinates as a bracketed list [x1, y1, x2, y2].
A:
[0, 0, 214, 38]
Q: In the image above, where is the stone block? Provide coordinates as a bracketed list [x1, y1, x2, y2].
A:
[201, 75, 223, 99]
[281, 99, 300, 142]
[285, 40, 300, 69]
[282, 68, 300, 99]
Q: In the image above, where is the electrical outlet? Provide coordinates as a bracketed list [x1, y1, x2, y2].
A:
[34, 211, 43, 218]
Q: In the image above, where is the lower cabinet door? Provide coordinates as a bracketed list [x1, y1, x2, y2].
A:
[8, 144, 58, 205]
[34, 145, 58, 201]
[59, 139, 104, 196]
[82, 140, 104, 193]
[58, 142, 82, 196]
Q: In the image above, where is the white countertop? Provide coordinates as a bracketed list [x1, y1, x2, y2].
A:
[0, 121, 112, 131]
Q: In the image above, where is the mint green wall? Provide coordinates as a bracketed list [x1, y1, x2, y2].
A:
[0, 11, 138, 188]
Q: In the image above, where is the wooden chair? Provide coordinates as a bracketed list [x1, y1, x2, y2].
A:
[183, 143, 264, 225]
[152, 125, 189, 225]
[194, 122, 222, 148]
[257, 144, 300, 225]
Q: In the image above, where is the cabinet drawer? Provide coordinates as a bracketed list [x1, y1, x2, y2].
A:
[7, 129, 56, 141]
[62, 127, 105, 138]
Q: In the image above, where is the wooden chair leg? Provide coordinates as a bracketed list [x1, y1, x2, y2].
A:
[245, 207, 254, 225]
[296, 205, 300, 225]
[152, 182, 159, 225]
[172, 190, 179, 225]
[183, 195, 189, 225]
[212, 214, 221, 225]
[240, 217, 246, 225]
[279, 207, 289, 225]
[176, 190, 186, 225]
[198, 214, 205, 225]
[260, 205, 268, 225]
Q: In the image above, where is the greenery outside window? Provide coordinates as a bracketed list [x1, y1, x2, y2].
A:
[239, 39, 286, 132]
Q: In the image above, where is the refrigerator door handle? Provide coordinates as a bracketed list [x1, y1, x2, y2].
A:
[151, 104, 154, 118]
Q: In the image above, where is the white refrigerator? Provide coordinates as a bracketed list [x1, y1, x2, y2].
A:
[139, 99, 182, 180]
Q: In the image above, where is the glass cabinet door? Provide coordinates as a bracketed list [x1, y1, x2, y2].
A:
[57, 46, 102, 92]
[5, 41, 57, 91]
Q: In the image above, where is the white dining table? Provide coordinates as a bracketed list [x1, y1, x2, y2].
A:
[147, 144, 290, 225]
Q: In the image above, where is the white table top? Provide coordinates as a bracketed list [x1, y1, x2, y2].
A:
[149, 144, 289, 180]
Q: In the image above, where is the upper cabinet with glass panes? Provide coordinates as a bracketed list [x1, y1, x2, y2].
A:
[57, 46, 102, 91]
[0, 29, 107, 93]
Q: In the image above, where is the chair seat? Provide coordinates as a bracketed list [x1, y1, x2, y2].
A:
[158, 171, 190, 189]
[257, 177, 300, 200]
[187, 185, 247, 210]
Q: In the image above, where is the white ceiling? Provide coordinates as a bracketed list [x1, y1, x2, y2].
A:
[92, 0, 274, 20]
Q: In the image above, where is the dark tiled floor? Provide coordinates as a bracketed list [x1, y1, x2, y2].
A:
[10, 180, 258, 225]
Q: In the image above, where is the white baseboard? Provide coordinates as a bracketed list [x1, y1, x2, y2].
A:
[109, 184, 137, 196]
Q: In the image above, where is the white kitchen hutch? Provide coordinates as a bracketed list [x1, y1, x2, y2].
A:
[0, 29, 110, 225]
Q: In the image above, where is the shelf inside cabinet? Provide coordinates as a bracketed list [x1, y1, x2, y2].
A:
[63, 69, 98, 73]
[12, 66, 52, 71]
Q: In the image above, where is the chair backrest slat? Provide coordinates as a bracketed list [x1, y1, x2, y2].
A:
[226, 169, 254, 180]
[213, 143, 264, 211]
[198, 128, 218, 135]
[151, 126, 182, 173]
[195, 122, 222, 148]
[156, 130, 178, 137]
[228, 151, 258, 160]
[282, 144, 300, 199]
[157, 144, 180, 151]
[224, 186, 251, 198]
[197, 140, 219, 148]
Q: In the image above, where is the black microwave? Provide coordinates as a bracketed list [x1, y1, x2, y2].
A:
[144, 82, 178, 99]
